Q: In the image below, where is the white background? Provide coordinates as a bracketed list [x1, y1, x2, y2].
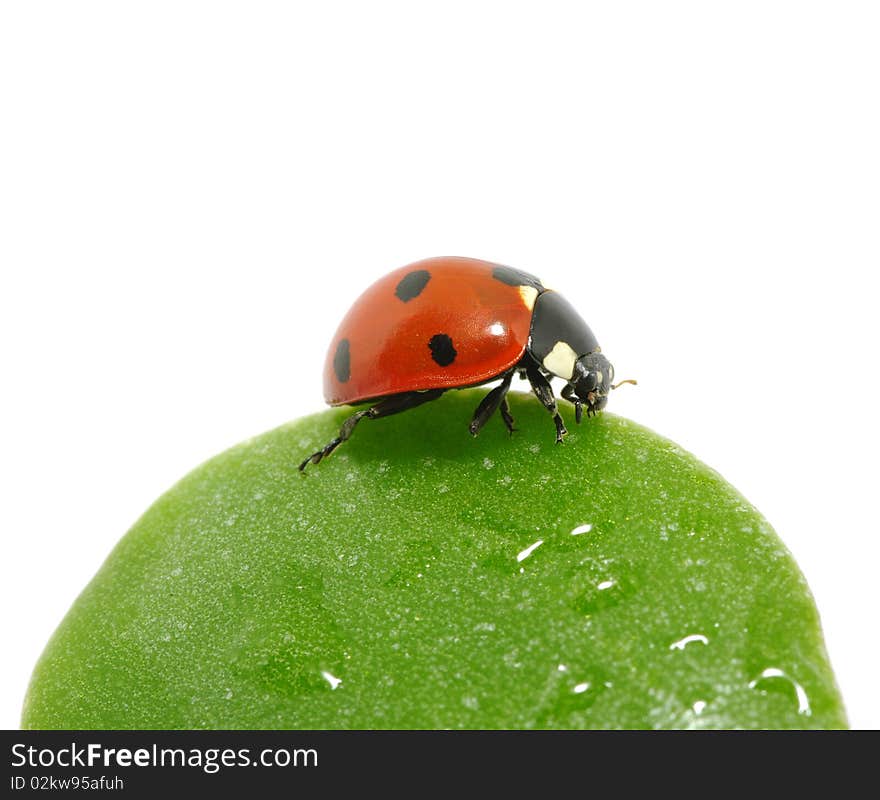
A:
[1, 2, 878, 729]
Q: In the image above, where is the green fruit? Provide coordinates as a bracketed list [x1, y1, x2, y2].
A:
[22, 392, 846, 729]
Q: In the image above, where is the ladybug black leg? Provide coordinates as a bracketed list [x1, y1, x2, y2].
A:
[525, 363, 568, 444]
[468, 371, 514, 437]
[561, 383, 583, 424]
[299, 389, 445, 471]
[499, 396, 516, 434]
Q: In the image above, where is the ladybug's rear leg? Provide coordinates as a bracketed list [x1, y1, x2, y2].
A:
[524, 362, 568, 444]
[468, 371, 515, 437]
[299, 389, 445, 471]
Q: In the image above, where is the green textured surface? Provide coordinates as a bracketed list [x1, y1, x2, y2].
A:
[22, 391, 846, 729]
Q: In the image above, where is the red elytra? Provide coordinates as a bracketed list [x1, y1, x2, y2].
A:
[323, 256, 538, 405]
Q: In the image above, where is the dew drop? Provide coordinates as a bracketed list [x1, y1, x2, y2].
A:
[532, 666, 611, 726]
[516, 539, 544, 563]
[573, 583, 625, 615]
[321, 670, 342, 690]
[748, 667, 811, 716]
[669, 634, 709, 651]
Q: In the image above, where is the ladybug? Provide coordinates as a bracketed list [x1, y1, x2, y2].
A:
[300, 256, 634, 470]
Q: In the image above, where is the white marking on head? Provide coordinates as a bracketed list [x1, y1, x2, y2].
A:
[518, 285, 539, 310]
[542, 340, 578, 380]
[595, 370, 603, 386]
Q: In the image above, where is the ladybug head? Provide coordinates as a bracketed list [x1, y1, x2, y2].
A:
[571, 352, 614, 422]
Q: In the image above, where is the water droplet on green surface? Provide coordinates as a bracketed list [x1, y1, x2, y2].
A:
[669, 634, 709, 651]
[749, 668, 811, 716]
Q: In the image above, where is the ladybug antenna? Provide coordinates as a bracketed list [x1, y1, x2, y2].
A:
[611, 378, 638, 390]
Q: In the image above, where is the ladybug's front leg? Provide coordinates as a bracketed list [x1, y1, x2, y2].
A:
[299, 389, 445, 471]
[560, 383, 584, 424]
[525, 363, 567, 444]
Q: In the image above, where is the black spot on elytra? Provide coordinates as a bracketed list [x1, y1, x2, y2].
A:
[428, 333, 457, 367]
[333, 338, 351, 382]
[395, 269, 431, 302]
[492, 265, 544, 290]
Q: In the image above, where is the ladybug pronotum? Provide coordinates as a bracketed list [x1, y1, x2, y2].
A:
[300, 256, 634, 470]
